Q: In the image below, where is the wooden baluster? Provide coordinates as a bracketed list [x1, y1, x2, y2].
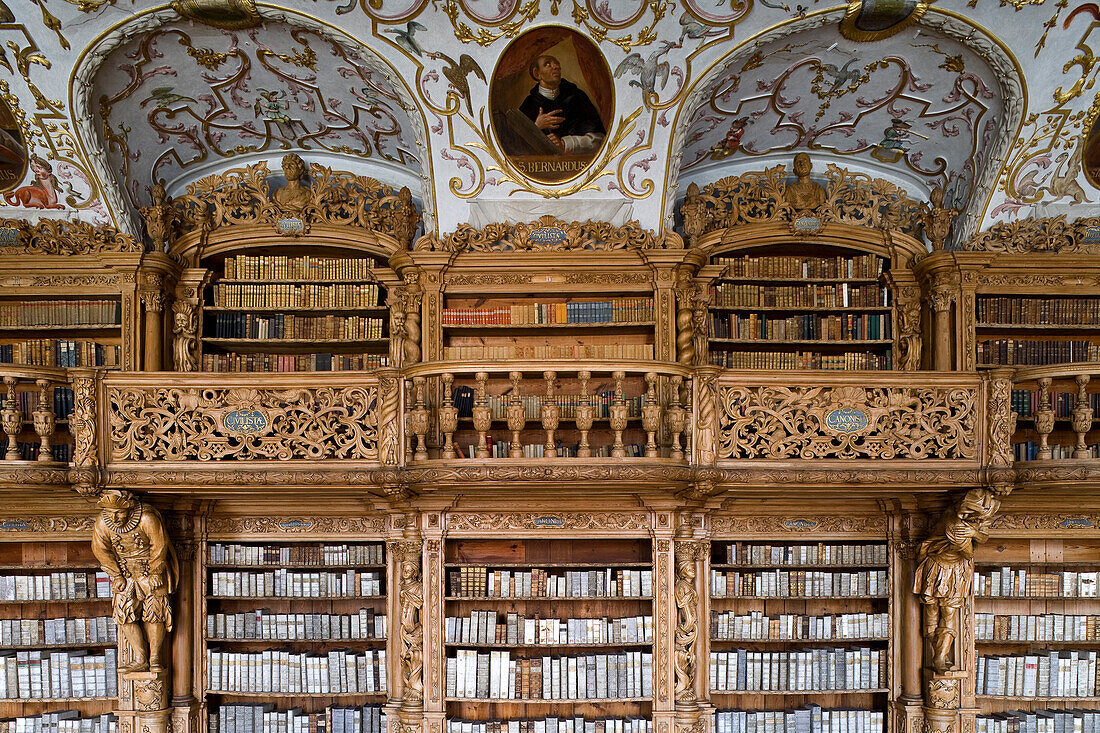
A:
[439, 373, 458, 460]
[472, 372, 491, 459]
[609, 370, 628, 458]
[541, 371, 559, 459]
[642, 372, 660, 458]
[575, 370, 594, 458]
[666, 375, 685, 461]
[1035, 377, 1055, 461]
[507, 371, 525, 458]
[1073, 374, 1093, 459]
[683, 377, 694, 462]
[32, 379, 55, 463]
[410, 376, 429, 461]
[1, 377, 21, 461]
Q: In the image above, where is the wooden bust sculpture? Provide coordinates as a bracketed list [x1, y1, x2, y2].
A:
[785, 152, 827, 212]
[91, 490, 179, 673]
[273, 152, 311, 211]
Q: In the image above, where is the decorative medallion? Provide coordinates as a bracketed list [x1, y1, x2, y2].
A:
[839, 0, 928, 42]
[276, 217, 306, 236]
[490, 27, 614, 184]
[792, 215, 824, 235]
[782, 518, 820, 531]
[222, 409, 269, 435]
[825, 407, 871, 435]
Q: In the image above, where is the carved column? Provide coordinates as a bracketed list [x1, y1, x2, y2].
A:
[172, 269, 209, 372]
[421, 515, 445, 733]
[674, 272, 696, 366]
[693, 367, 720, 466]
[68, 368, 101, 495]
[390, 520, 425, 714]
[896, 535, 925, 733]
[652, 533, 676, 733]
[929, 278, 955, 372]
[986, 368, 1015, 468]
[674, 540, 707, 707]
[378, 369, 403, 467]
[141, 285, 165, 372]
[170, 535, 200, 733]
[402, 271, 424, 367]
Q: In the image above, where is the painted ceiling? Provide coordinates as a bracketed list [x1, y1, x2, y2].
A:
[0, 0, 1094, 245]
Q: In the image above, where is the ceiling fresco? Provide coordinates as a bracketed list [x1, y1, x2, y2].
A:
[0, 0, 1094, 244]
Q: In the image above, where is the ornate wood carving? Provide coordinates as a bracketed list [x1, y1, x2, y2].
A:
[0, 218, 143, 255]
[986, 372, 1014, 467]
[718, 384, 978, 460]
[446, 512, 651, 532]
[896, 286, 923, 371]
[206, 516, 386, 535]
[673, 540, 706, 703]
[171, 300, 198, 372]
[0, 515, 95, 533]
[989, 513, 1100, 531]
[711, 514, 887, 535]
[415, 216, 679, 252]
[391, 539, 424, 706]
[956, 215, 1100, 253]
[107, 385, 379, 461]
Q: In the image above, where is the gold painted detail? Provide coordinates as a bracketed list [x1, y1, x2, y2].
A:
[717, 384, 978, 460]
[446, 512, 651, 531]
[107, 385, 379, 461]
[0, 217, 141, 254]
[415, 214, 677, 252]
[957, 214, 1100, 252]
[683, 161, 924, 238]
[168, 158, 421, 250]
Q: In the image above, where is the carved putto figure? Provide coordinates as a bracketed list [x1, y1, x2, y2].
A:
[273, 153, 311, 211]
[785, 153, 827, 211]
[913, 487, 1001, 673]
[91, 490, 178, 673]
[922, 185, 959, 251]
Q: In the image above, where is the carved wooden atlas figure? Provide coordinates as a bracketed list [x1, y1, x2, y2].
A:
[92, 489, 178, 673]
[913, 487, 1000, 673]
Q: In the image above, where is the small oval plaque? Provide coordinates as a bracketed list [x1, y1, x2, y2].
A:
[223, 408, 268, 435]
[825, 407, 869, 434]
[279, 519, 313, 531]
[276, 217, 305, 235]
[1059, 516, 1095, 529]
[534, 516, 564, 527]
[529, 227, 568, 247]
[0, 520, 30, 531]
[783, 518, 819, 531]
[793, 215, 822, 234]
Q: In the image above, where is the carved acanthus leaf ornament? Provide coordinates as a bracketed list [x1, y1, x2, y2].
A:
[956, 215, 1100, 253]
[415, 216, 679, 252]
[446, 513, 651, 532]
[108, 385, 379, 461]
[717, 385, 977, 460]
[0, 218, 142, 255]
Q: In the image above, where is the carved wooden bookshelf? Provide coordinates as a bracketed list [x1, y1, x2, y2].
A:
[201, 540, 389, 730]
[443, 537, 655, 733]
[0, 540, 117, 730]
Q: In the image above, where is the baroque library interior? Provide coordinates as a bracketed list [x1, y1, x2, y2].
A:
[3, 6, 1100, 733]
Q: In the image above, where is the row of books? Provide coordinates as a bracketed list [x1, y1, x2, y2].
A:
[978, 297, 1100, 326]
[443, 344, 655, 361]
[713, 254, 885, 280]
[2, 441, 73, 463]
[207, 314, 384, 341]
[7, 387, 75, 421]
[720, 543, 887, 566]
[976, 614, 1100, 642]
[708, 350, 891, 370]
[206, 649, 387, 694]
[0, 573, 111, 601]
[445, 612, 653, 646]
[223, 255, 375, 281]
[207, 609, 386, 641]
[710, 570, 888, 598]
[711, 283, 888, 309]
[448, 568, 652, 599]
[709, 313, 890, 342]
[977, 340, 1100, 367]
[712, 707, 884, 733]
[210, 705, 384, 733]
[0, 616, 114, 647]
[465, 442, 649, 459]
[0, 648, 116, 699]
[209, 570, 382, 598]
[208, 543, 384, 566]
[445, 718, 652, 733]
[446, 649, 653, 700]
[974, 569, 1099, 598]
[212, 283, 381, 309]
[976, 651, 1098, 698]
[463, 394, 643, 421]
[0, 341, 120, 368]
[977, 710, 1100, 733]
[0, 301, 120, 329]
[0, 713, 116, 733]
[200, 353, 388, 372]
[709, 647, 884, 692]
[1011, 390, 1100, 420]
[442, 299, 654, 326]
[711, 612, 888, 642]
[1013, 442, 1099, 461]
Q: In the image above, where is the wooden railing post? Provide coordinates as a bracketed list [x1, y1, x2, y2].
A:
[667, 375, 685, 461]
[1, 376, 20, 461]
[1073, 374, 1093, 458]
[541, 371, 559, 459]
[472, 372, 491, 458]
[609, 371, 628, 458]
[32, 378, 55, 462]
[643, 372, 660, 458]
[507, 371, 525, 458]
[575, 370, 594, 458]
[439, 373, 458, 460]
[1035, 377, 1054, 460]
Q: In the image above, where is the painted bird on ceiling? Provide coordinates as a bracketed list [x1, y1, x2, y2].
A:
[614, 40, 682, 99]
[818, 58, 862, 94]
[140, 87, 198, 109]
[678, 14, 725, 43]
[425, 52, 486, 116]
[385, 20, 428, 57]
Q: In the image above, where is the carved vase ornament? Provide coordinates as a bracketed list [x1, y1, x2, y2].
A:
[575, 371, 595, 458]
[913, 487, 1001, 673]
[91, 490, 178, 674]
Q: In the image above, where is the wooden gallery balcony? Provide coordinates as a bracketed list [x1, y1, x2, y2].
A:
[0, 364, 1004, 494]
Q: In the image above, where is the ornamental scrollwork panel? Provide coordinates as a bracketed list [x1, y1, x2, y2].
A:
[445, 512, 652, 532]
[107, 385, 379, 461]
[717, 385, 977, 460]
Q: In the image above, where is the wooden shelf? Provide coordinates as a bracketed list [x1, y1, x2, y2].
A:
[975, 596, 1100, 601]
[976, 695, 1100, 702]
[0, 597, 110, 605]
[712, 595, 888, 601]
[1, 641, 115, 650]
[445, 562, 651, 569]
[715, 277, 882, 284]
[204, 338, 387, 347]
[710, 306, 890, 313]
[708, 339, 892, 346]
[0, 324, 120, 333]
[978, 323, 1100, 331]
[445, 596, 652, 602]
[0, 563, 96, 571]
[207, 563, 386, 570]
[976, 639, 1100, 646]
[444, 697, 651, 703]
[207, 595, 387, 601]
[207, 690, 386, 698]
[442, 322, 655, 330]
[214, 279, 379, 285]
[710, 637, 888, 644]
[208, 637, 387, 644]
[0, 696, 115, 703]
[709, 689, 888, 695]
[444, 641, 652, 649]
[204, 306, 386, 314]
[711, 563, 887, 570]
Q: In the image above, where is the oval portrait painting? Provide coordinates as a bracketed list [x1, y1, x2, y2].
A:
[491, 27, 613, 184]
[0, 97, 26, 193]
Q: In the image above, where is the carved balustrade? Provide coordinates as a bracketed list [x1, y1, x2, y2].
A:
[1010, 363, 1100, 462]
[0, 366, 70, 463]
[401, 362, 694, 461]
[714, 370, 986, 465]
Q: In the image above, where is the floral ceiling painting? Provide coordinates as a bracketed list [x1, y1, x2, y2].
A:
[93, 21, 422, 208]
